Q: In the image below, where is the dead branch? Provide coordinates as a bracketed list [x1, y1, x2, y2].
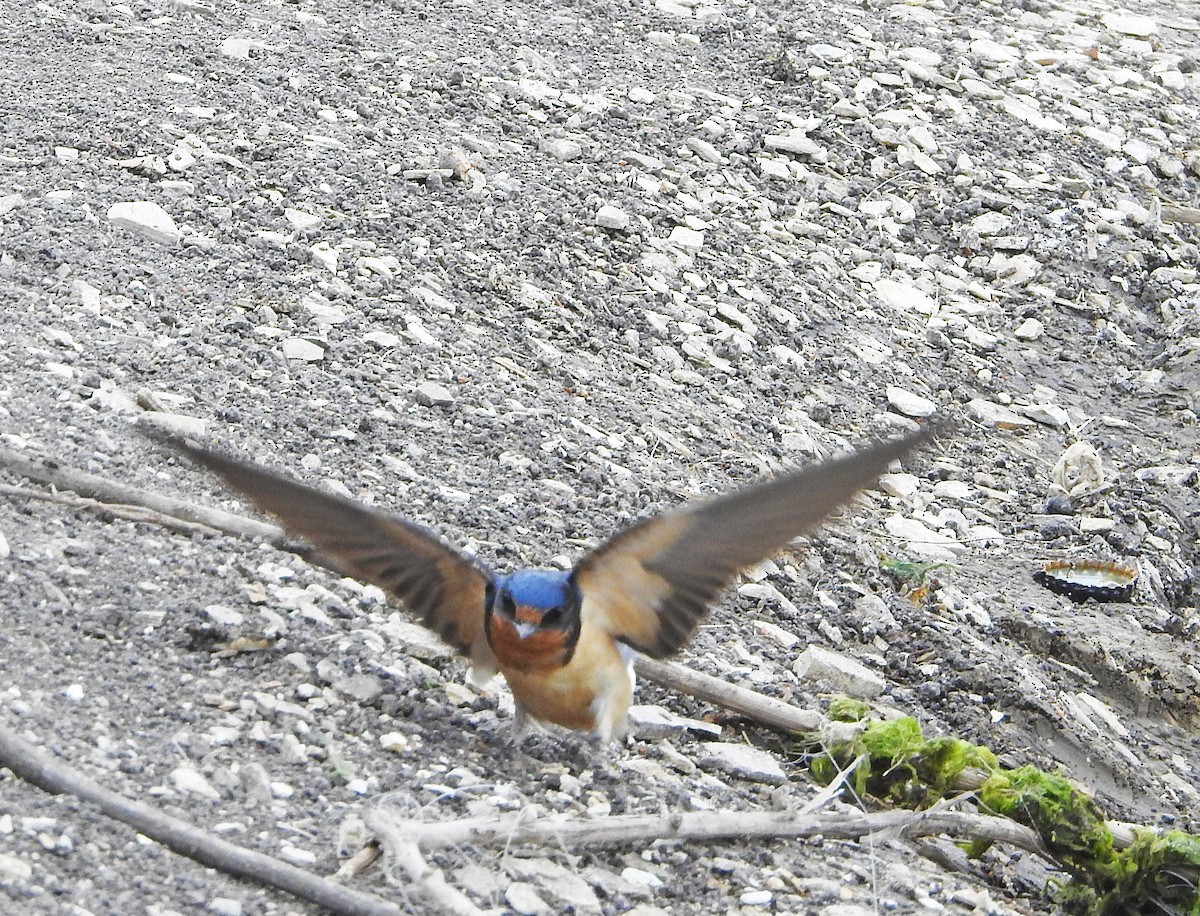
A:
[369, 804, 1049, 859]
[1161, 204, 1200, 225]
[0, 726, 403, 916]
[634, 656, 825, 733]
[0, 483, 236, 540]
[0, 445, 282, 544]
[367, 809, 486, 916]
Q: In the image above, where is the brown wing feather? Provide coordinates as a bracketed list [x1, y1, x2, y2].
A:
[160, 435, 494, 665]
[573, 424, 937, 657]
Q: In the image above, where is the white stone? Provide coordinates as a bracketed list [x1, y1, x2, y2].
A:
[686, 137, 722, 163]
[1001, 96, 1065, 132]
[1014, 317, 1044, 340]
[279, 845, 316, 866]
[655, 0, 692, 17]
[595, 205, 630, 230]
[359, 255, 396, 278]
[620, 866, 664, 888]
[887, 386, 938, 418]
[364, 331, 401, 348]
[171, 766, 220, 799]
[540, 138, 582, 161]
[281, 338, 325, 362]
[752, 619, 801, 649]
[879, 472, 920, 499]
[107, 201, 182, 245]
[883, 515, 965, 561]
[0, 853, 32, 882]
[873, 278, 938, 314]
[219, 37, 272, 59]
[1020, 403, 1069, 427]
[410, 286, 458, 313]
[137, 412, 210, 438]
[285, 208, 321, 230]
[741, 890, 774, 906]
[301, 294, 347, 329]
[208, 898, 243, 916]
[204, 604, 244, 627]
[414, 381, 455, 406]
[627, 704, 720, 740]
[699, 742, 788, 784]
[793, 646, 885, 698]
[966, 398, 1035, 428]
[379, 732, 411, 753]
[808, 43, 851, 63]
[970, 39, 1020, 64]
[310, 242, 338, 272]
[932, 480, 971, 500]
[763, 131, 825, 160]
[1101, 12, 1156, 37]
[666, 226, 704, 251]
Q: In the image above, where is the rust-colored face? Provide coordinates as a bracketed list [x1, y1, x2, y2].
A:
[485, 578, 581, 674]
[488, 605, 573, 672]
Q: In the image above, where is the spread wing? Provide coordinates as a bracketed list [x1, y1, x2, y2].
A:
[572, 425, 936, 657]
[158, 435, 495, 668]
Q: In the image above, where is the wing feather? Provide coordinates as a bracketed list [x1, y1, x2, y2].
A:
[573, 425, 937, 657]
[159, 435, 494, 666]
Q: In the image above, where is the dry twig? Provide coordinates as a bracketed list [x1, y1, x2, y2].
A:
[0, 726, 403, 915]
[367, 809, 486, 916]
[368, 804, 1049, 858]
[0, 445, 283, 543]
[634, 656, 825, 733]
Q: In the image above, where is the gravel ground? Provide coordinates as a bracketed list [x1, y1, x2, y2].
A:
[1, 0, 1199, 912]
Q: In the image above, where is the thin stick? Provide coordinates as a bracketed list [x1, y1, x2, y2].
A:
[371, 805, 1050, 859]
[634, 656, 825, 733]
[1161, 204, 1200, 225]
[367, 809, 485, 916]
[0, 727, 403, 916]
[0, 445, 282, 544]
[0, 483, 234, 539]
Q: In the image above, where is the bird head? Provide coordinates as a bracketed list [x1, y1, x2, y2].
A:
[485, 569, 582, 670]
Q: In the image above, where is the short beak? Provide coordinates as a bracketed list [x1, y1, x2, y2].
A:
[513, 620, 539, 640]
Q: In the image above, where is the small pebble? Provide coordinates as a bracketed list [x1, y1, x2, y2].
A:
[414, 381, 455, 407]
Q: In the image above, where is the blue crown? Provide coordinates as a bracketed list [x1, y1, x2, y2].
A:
[505, 569, 572, 608]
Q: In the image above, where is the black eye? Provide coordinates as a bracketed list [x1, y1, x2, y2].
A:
[502, 593, 516, 614]
[541, 607, 563, 627]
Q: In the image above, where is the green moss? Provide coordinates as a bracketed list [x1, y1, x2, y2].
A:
[811, 717, 1199, 915]
[1078, 830, 1200, 916]
[813, 716, 998, 808]
[980, 766, 1115, 876]
[879, 557, 949, 584]
[827, 697, 871, 722]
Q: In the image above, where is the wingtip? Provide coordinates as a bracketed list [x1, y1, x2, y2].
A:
[134, 418, 194, 453]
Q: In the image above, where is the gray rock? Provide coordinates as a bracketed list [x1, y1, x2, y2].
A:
[332, 674, 385, 703]
[627, 704, 721, 740]
[792, 646, 885, 698]
[414, 381, 455, 407]
[107, 201, 182, 245]
[698, 742, 788, 785]
[505, 881, 552, 915]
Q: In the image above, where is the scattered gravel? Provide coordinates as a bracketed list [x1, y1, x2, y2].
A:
[2, 0, 1199, 912]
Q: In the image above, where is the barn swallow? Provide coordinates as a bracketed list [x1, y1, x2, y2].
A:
[157, 425, 934, 740]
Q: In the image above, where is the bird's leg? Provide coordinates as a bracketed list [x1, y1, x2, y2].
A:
[507, 701, 547, 745]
